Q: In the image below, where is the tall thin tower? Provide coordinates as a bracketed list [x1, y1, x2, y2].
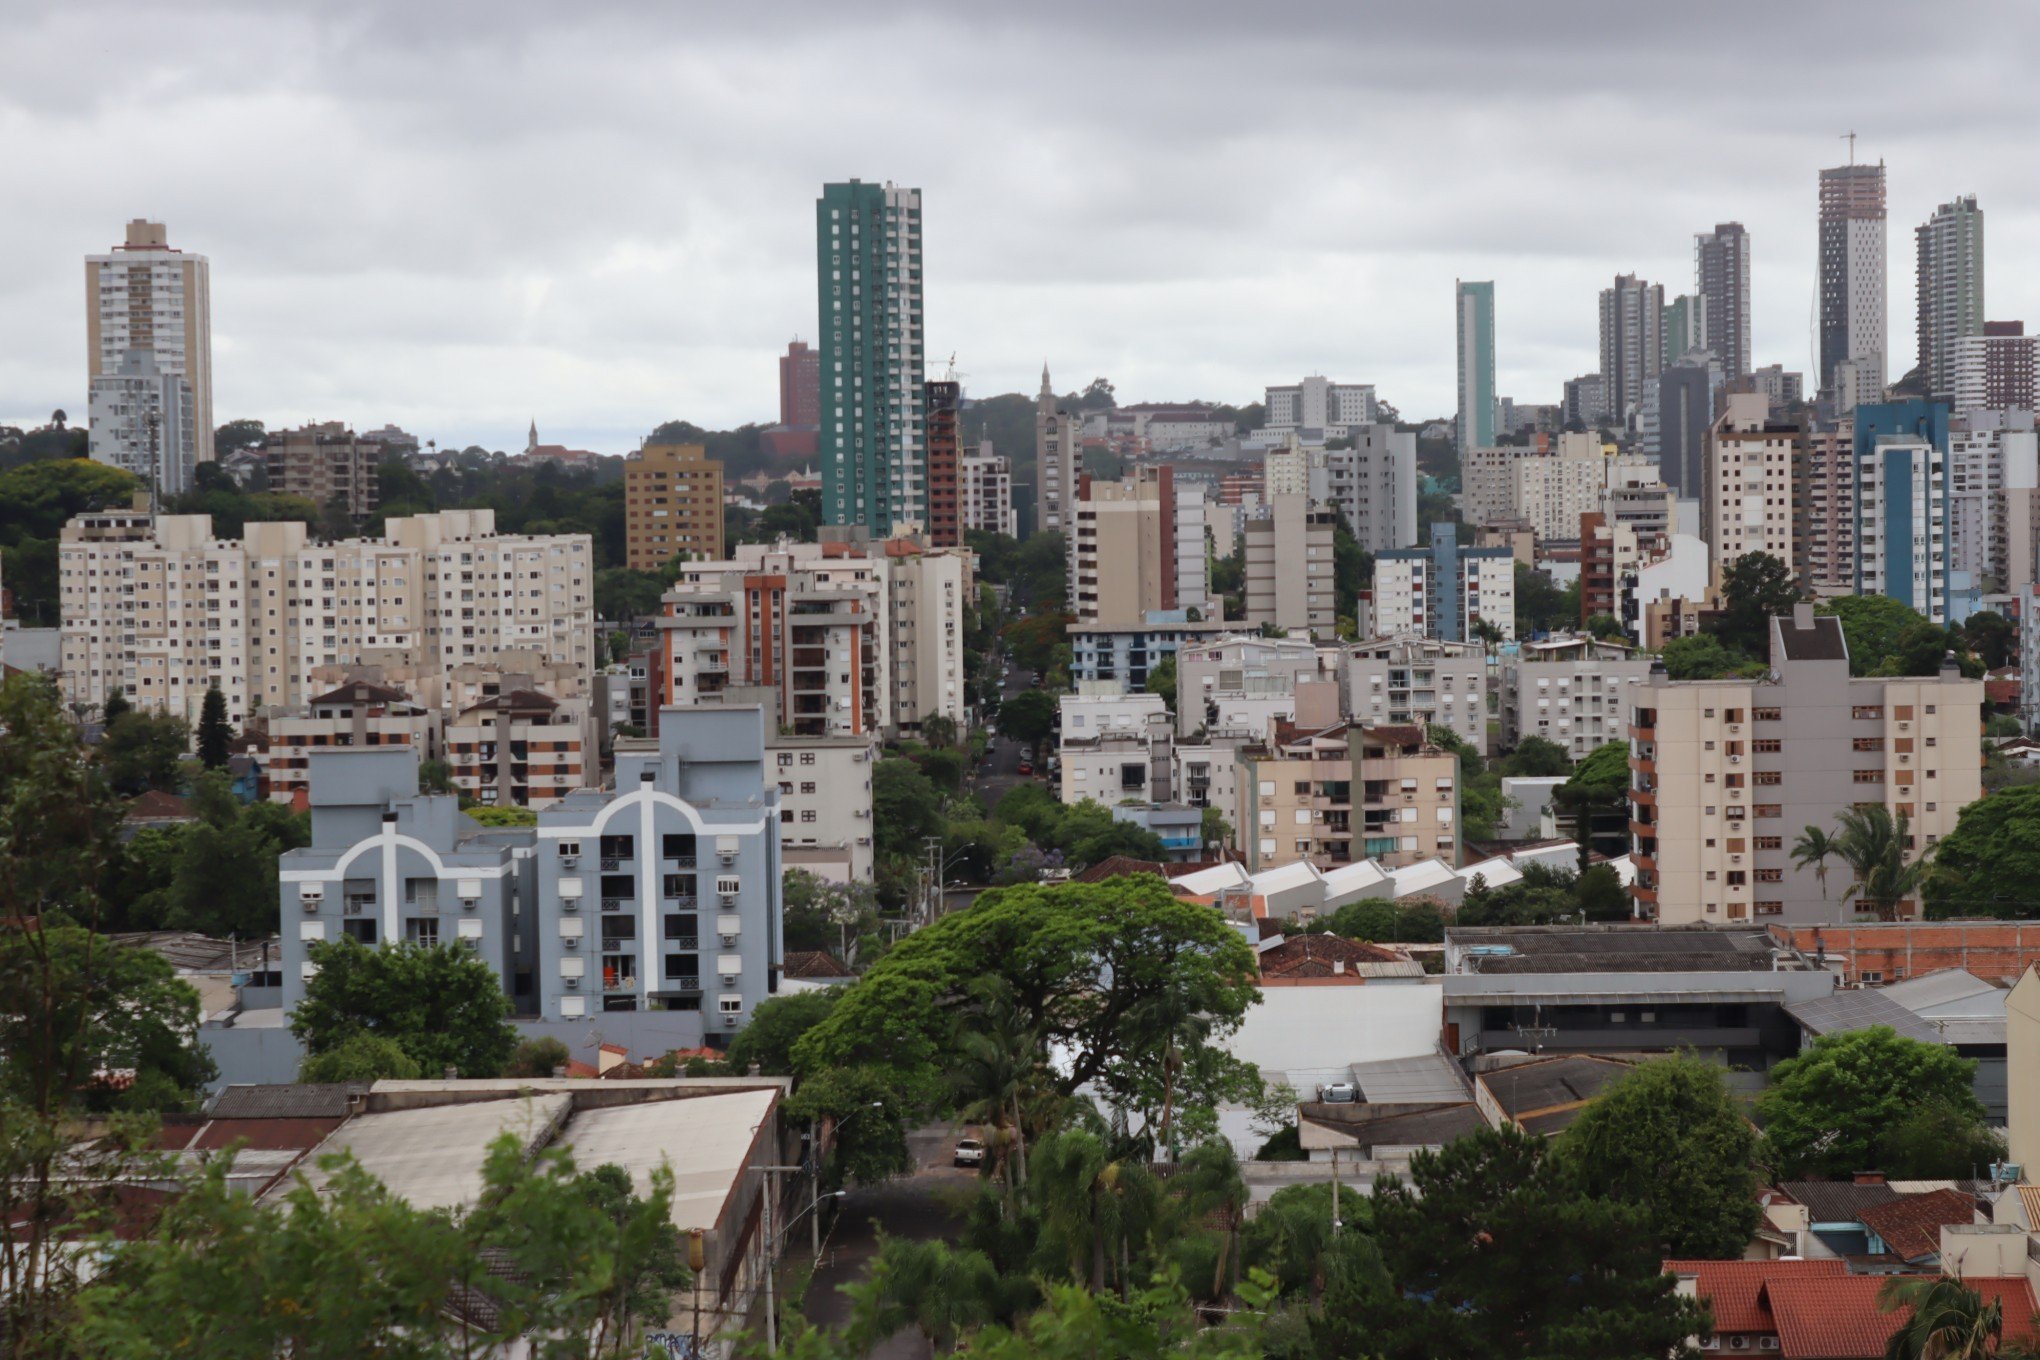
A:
[1818, 157, 1887, 403]
[1455, 281, 1496, 455]
[1915, 195, 1985, 402]
[85, 220, 213, 496]
[1695, 222, 1751, 381]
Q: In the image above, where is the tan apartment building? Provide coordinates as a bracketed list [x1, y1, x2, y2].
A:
[444, 688, 595, 809]
[1797, 423, 1856, 594]
[1233, 720, 1458, 872]
[624, 442, 724, 571]
[257, 680, 440, 803]
[1702, 392, 1801, 573]
[1629, 606, 1983, 926]
[1071, 466, 1206, 628]
[264, 422, 382, 523]
[1243, 495, 1338, 636]
[59, 507, 594, 726]
[86, 219, 213, 486]
[883, 537, 971, 735]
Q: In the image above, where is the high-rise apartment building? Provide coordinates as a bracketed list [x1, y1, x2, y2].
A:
[1512, 439, 1606, 542]
[1659, 360, 1719, 500]
[1325, 423, 1419, 553]
[1456, 281, 1497, 455]
[264, 423, 382, 525]
[1952, 322, 2036, 415]
[1264, 376, 1377, 436]
[1036, 364, 1080, 544]
[1750, 365, 1806, 409]
[765, 339, 821, 458]
[1243, 496, 1338, 636]
[1629, 607, 1981, 925]
[86, 220, 214, 492]
[1701, 393, 1799, 573]
[959, 440, 1016, 537]
[816, 181, 925, 535]
[1853, 400, 1952, 623]
[59, 508, 594, 726]
[922, 380, 962, 547]
[1818, 162, 1888, 401]
[1374, 522, 1515, 643]
[444, 687, 596, 810]
[1696, 222, 1751, 380]
[656, 534, 971, 739]
[1344, 636, 1489, 755]
[1071, 467, 1207, 629]
[624, 443, 725, 571]
[1599, 274, 1665, 422]
[1663, 294, 1707, 366]
[1916, 196, 1986, 403]
[1564, 373, 1610, 428]
[1795, 424, 1857, 595]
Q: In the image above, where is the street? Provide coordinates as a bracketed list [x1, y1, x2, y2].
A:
[972, 663, 1039, 813]
[802, 1123, 976, 1357]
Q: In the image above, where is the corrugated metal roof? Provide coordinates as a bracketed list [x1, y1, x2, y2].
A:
[1348, 1054, 1473, 1105]
[1445, 972, 1793, 1004]
[1784, 989, 1944, 1044]
[1881, 968, 2005, 1016]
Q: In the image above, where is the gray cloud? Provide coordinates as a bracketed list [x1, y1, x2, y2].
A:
[2, 0, 2036, 451]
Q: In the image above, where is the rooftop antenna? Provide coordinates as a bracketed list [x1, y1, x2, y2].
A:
[1841, 130, 1857, 166]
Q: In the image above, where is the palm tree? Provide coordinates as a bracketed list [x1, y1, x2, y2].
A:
[1792, 825, 1839, 901]
[949, 978, 1041, 1195]
[1833, 805, 1931, 921]
[1168, 1139, 1248, 1300]
[1880, 1274, 2002, 1360]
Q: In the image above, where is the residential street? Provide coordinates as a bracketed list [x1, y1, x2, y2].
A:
[802, 1124, 975, 1357]
[973, 664, 1038, 813]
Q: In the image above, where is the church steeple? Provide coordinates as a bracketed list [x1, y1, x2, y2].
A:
[526, 419, 538, 455]
[1039, 363, 1052, 397]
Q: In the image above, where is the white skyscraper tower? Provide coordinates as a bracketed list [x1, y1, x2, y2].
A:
[86, 219, 214, 496]
[1818, 161, 1887, 407]
[1916, 195, 1985, 403]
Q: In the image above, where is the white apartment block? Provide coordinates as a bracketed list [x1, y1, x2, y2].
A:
[59, 507, 593, 727]
[1856, 436, 1951, 624]
[1175, 635, 1330, 739]
[1243, 497, 1338, 636]
[1057, 692, 1173, 806]
[1499, 639, 1654, 760]
[1175, 738, 1250, 826]
[1701, 393, 1798, 572]
[1342, 635, 1489, 756]
[959, 440, 1017, 538]
[886, 539, 971, 734]
[1326, 423, 1419, 554]
[1513, 454, 1604, 543]
[86, 220, 213, 485]
[769, 732, 880, 883]
[1950, 411, 2037, 588]
[1262, 435, 1330, 501]
[1263, 376, 1376, 435]
[1461, 445, 1527, 527]
[1373, 526, 1516, 644]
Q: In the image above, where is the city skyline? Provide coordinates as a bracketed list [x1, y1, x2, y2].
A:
[3, 2, 2039, 452]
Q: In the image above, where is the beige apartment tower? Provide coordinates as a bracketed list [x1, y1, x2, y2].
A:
[624, 443, 725, 571]
[1243, 496, 1338, 636]
[86, 219, 214, 491]
[1629, 607, 1982, 926]
[1702, 392, 1801, 574]
[1234, 720, 1458, 873]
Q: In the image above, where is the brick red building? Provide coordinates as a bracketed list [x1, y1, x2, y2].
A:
[1770, 920, 2040, 985]
[922, 379, 961, 547]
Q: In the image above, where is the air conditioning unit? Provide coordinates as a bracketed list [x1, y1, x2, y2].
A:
[301, 897, 322, 913]
[560, 854, 578, 868]
[720, 973, 739, 988]
[563, 936, 580, 950]
[718, 851, 737, 866]
[564, 976, 580, 989]
[856, 836, 872, 846]
[560, 897, 579, 912]
[720, 933, 737, 948]
[723, 1012, 740, 1028]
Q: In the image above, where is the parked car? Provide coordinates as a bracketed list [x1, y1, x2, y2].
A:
[953, 1136, 986, 1168]
[1017, 758, 1033, 776]
[1316, 1082, 1358, 1103]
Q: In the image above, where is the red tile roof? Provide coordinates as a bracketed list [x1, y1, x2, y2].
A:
[124, 789, 196, 822]
[783, 950, 854, 980]
[1763, 1275, 2038, 1360]
[1662, 1259, 1845, 1334]
[1857, 1188, 1977, 1261]
[1258, 933, 1406, 978]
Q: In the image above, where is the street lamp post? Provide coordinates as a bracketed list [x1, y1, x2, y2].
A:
[754, 1164, 848, 1356]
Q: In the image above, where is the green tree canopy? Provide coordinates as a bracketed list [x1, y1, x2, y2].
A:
[99, 710, 190, 795]
[794, 876, 1261, 1145]
[724, 989, 839, 1076]
[872, 757, 944, 859]
[1660, 633, 1766, 680]
[1711, 550, 1800, 658]
[195, 686, 233, 769]
[1513, 563, 1571, 636]
[1496, 735, 1571, 778]
[297, 1032, 424, 1083]
[1756, 1025, 1987, 1178]
[996, 688, 1057, 748]
[1364, 1124, 1708, 1360]
[1556, 1055, 1761, 1258]
[291, 938, 516, 1079]
[1927, 785, 2040, 918]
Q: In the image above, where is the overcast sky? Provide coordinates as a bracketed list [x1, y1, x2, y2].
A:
[3, 1, 2036, 454]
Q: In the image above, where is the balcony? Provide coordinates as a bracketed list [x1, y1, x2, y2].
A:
[667, 975, 702, 992]
[600, 856, 624, 871]
[600, 896, 631, 911]
[602, 974, 638, 994]
[1629, 756, 1656, 776]
[667, 855, 698, 869]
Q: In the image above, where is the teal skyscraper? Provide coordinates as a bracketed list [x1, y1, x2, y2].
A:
[1456, 280, 1496, 454]
[816, 180, 926, 533]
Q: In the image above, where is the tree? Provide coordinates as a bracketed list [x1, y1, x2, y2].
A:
[1316, 897, 1445, 943]
[101, 688, 131, 725]
[291, 937, 516, 1079]
[1962, 610, 2016, 670]
[99, 709, 190, 795]
[0, 927, 216, 1114]
[1879, 1275, 2004, 1360]
[872, 758, 943, 860]
[1556, 740, 1632, 865]
[1711, 550, 1800, 658]
[1757, 1026, 1987, 1178]
[1822, 804, 1931, 920]
[298, 1032, 424, 1083]
[1363, 1124, 1708, 1360]
[997, 688, 1057, 748]
[502, 1034, 573, 1078]
[1878, 1100, 2008, 1180]
[465, 805, 538, 826]
[1557, 1056, 1761, 1259]
[195, 686, 232, 769]
[724, 990, 838, 1076]
[213, 418, 268, 455]
[1496, 735, 1571, 778]
[794, 877, 1261, 1147]
[1660, 633, 1766, 680]
[1144, 655, 1177, 710]
[1585, 612, 1626, 640]
[1513, 563, 1571, 636]
[1926, 786, 2040, 918]
[1792, 824, 1841, 903]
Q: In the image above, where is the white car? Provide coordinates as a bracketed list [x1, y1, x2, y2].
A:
[953, 1136, 986, 1168]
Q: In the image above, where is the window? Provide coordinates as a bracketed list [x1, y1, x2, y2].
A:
[1852, 769, 1884, 783]
[1754, 739, 1781, 753]
[1853, 737, 1884, 751]
[1754, 708, 1781, 721]
[1852, 706, 1884, 719]
[1755, 836, 1783, 850]
[1754, 771, 1780, 785]
[405, 918, 439, 946]
[802, 809, 817, 822]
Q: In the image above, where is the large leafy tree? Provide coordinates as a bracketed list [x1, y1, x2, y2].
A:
[1711, 550, 1800, 658]
[1557, 1056, 1761, 1259]
[1660, 634, 1766, 680]
[99, 709, 190, 795]
[793, 876, 1261, 1146]
[195, 685, 233, 769]
[723, 989, 838, 1076]
[291, 937, 516, 1079]
[1757, 1025, 1987, 1178]
[1926, 785, 2040, 918]
[1556, 740, 1634, 865]
[1363, 1124, 1708, 1360]
[996, 688, 1057, 748]
[872, 757, 943, 860]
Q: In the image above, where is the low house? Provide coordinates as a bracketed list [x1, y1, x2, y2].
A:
[1668, 1258, 2040, 1358]
[1255, 932, 1423, 985]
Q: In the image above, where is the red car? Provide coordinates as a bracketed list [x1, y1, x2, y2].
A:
[1017, 759, 1034, 775]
